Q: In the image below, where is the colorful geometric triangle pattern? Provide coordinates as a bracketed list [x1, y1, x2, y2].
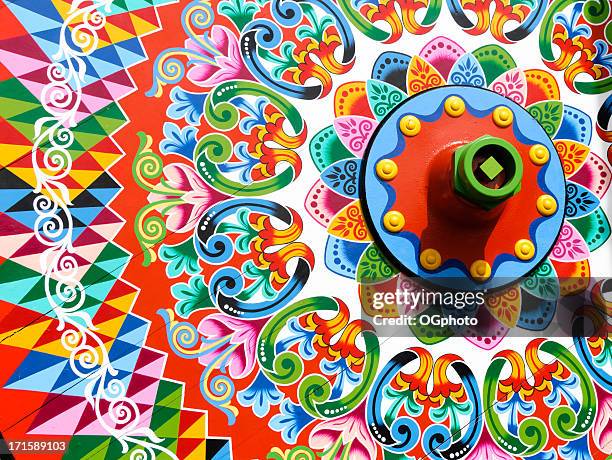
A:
[0, 0, 230, 458]
[1, 0, 610, 459]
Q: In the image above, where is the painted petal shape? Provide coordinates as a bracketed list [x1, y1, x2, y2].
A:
[517, 292, 556, 331]
[305, 179, 352, 228]
[569, 152, 611, 198]
[366, 80, 408, 121]
[325, 236, 368, 279]
[521, 259, 560, 300]
[524, 69, 560, 105]
[550, 259, 590, 296]
[464, 306, 509, 350]
[485, 285, 521, 328]
[407, 55, 446, 95]
[333, 116, 379, 158]
[372, 51, 411, 92]
[335, 82, 374, 118]
[565, 181, 600, 219]
[418, 37, 465, 79]
[328, 201, 373, 242]
[555, 140, 589, 178]
[527, 101, 563, 138]
[448, 53, 486, 87]
[356, 243, 398, 285]
[310, 125, 354, 172]
[320, 159, 362, 199]
[360, 276, 401, 318]
[556, 105, 593, 144]
[472, 44, 516, 85]
[490, 69, 527, 106]
[569, 208, 611, 252]
[550, 222, 590, 262]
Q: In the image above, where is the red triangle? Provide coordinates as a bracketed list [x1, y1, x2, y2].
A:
[106, 12, 137, 35]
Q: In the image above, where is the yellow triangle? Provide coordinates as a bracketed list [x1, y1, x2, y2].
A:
[68, 187, 86, 201]
[184, 442, 207, 460]
[6, 167, 39, 188]
[96, 314, 127, 339]
[50, 0, 71, 21]
[105, 22, 136, 43]
[90, 150, 122, 169]
[181, 414, 207, 439]
[106, 291, 138, 313]
[70, 169, 103, 188]
[130, 13, 157, 36]
[0, 144, 32, 167]
[0, 320, 53, 350]
[34, 338, 72, 358]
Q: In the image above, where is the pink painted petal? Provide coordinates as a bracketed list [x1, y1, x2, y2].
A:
[569, 152, 611, 198]
[490, 69, 527, 106]
[305, 179, 353, 228]
[594, 386, 612, 454]
[466, 429, 513, 460]
[198, 314, 234, 338]
[550, 222, 590, 262]
[419, 37, 465, 79]
[184, 37, 207, 56]
[464, 306, 509, 350]
[165, 203, 195, 233]
[210, 25, 233, 56]
[164, 163, 208, 192]
[187, 63, 220, 86]
[333, 116, 379, 158]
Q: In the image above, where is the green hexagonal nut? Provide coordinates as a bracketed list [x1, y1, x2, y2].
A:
[453, 135, 523, 210]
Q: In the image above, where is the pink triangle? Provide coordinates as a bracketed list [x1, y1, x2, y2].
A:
[29, 399, 88, 435]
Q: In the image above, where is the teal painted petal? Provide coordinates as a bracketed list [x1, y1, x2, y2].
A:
[356, 243, 399, 285]
[366, 80, 408, 121]
[448, 53, 486, 87]
[310, 125, 353, 172]
[565, 181, 600, 219]
[521, 259, 559, 300]
[527, 101, 563, 138]
[472, 45, 516, 86]
[568, 208, 611, 252]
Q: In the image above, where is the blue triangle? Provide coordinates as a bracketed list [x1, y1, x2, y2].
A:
[5, 351, 66, 390]
[88, 187, 121, 205]
[117, 315, 148, 345]
[0, 189, 32, 213]
[71, 206, 104, 227]
[5, 1, 63, 34]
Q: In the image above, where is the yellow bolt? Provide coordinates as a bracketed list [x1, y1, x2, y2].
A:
[529, 144, 550, 166]
[537, 194, 558, 216]
[420, 248, 442, 271]
[515, 239, 535, 261]
[444, 96, 466, 117]
[400, 115, 421, 137]
[493, 106, 514, 128]
[383, 211, 405, 233]
[470, 260, 492, 282]
[376, 159, 399, 181]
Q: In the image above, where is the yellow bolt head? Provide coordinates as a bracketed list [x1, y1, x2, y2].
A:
[493, 106, 514, 128]
[383, 211, 405, 233]
[444, 96, 466, 117]
[515, 239, 535, 261]
[376, 159, 399, 181]
[529, 144, 550, 166]
[420, 248, 442, 271]
[400, 115, 421, 137]
[537, 194, 558, 216]
[470, 260, 492, 282]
